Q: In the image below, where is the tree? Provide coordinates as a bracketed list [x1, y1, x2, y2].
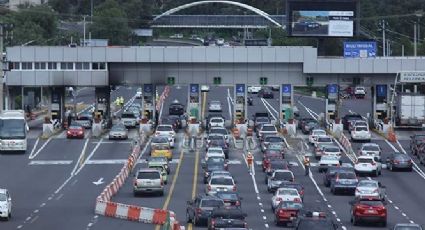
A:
[121, 0, 154, 28]
[90, 0, 131, 45]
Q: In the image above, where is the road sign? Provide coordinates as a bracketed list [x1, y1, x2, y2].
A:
[344, 41, 376, 58]
[143, 84, 153, 97]
[328, 84, 338, 94]
[376, 85, 387, 97]
[190, 84, 199, 94]
[236, 84, 245, 94]
[282, 84, 291, 94]
[399, 71, 425, 83]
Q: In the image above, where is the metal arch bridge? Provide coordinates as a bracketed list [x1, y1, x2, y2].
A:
[151, 0, 285, 29]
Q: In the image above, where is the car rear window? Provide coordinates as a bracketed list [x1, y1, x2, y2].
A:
[266, 136, 283, 142]
[359, 200, 384, 206]
[216, 193, 238, 200]
[274, 172, 293, 180]
[211, 118, 223, 123]
[210, 129, 227, 135]
[152, 137, 168, 144]
[278, 189, 298, 196]
[121, 113, 136, 118]
[208, 149, 223, 154]
[355, 126, 368, 131]
[200, 199, 224, 208]
[363, 145, 380, 151]
[170, 104, 183, 109]
[210, 177, 234, 185]
[338, 172, 356, 179]
[279, 201, 303, 209]
[358, 158, 373, 163]
[262, 125, 276, 131]
[358, 181, 378, 187]
[324, 147, 340, 152]
[256, 117, 269, 123]
[137, 172, 160, 179]
[69, 125, 82, 129]
[207, 157, 225, 164]
[157, 126, 173, 131]
[318, 137, 332, 142]
[77, 116, 91, 120]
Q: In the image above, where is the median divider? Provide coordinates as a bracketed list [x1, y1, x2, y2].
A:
[94, 132, 183, 229]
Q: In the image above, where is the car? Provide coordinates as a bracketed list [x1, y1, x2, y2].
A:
[270, 85, 280, 91]
[248, 86, 262, 94]
[320, 144, 341, 159]
[155, 125, 176, 148]
[308, 129, 327, 145]
[355, 179, 386, 200]
[342, 114, 364, 130]
[205, 147, 225, 161]
[247, 96, 253, 106]
[207, 208, 248, 230]
[267, 169, 295, 193]
[168, 115, 182, 129]
[209, 117, 225, 129]
[350, 197, 387, 227]
[67, 123, 85, 139]
[146, 156, 170, 174]
[151, 135, 170, 147]
[160, 117, 178, 131]
[354, 86, 366, 98]
[274, 201, 303, 227]
[206, 135, 229, 158]
[206, 170, 233, 184]
[265, 143, 286, 156]
[358, 143, 381, 160]
[258, 87, 274, 98]
[271, 187, 302, 211]
[208, 100, 222, 112]
[265, 159, 290, 177]
[0, 188, 12, 220]
[393, 223, 423, 230]
[121, 112, 139, 128]
[254, 116, 270, 132]
[150, 140, 172, 160]
[351, 126, 371, 142]
[186, 195, 225, 226]
[295, 211, 338, 230]
[169, 100, 185, 116]
[314, 143, 336, 160]
[349, 120, 368, 133]
[314, 136, 333, 148]
[330, 171, 358, 195]
[301, 120, 319, 134]
[262, 151, 284, 172]
[278, 182, 305, 200]
[135, 87, 142, 98]
[108, 123, 128, 140]
[293, 20, 321, 31]
[170, 33, 183, 39]
[215, 38, 225, 46]
[133, 169, 164, 196]
[147, 163, 168, 184]
[206, 175, 236, 195]
[298, 118, 315, 129]
[261, 135, 284, 152]
[386, 152, 413, 171]
[318, 155, 340, 173]
[75, 113, 93, 128]
[354, 155, 382, 176]
[258, 124, 278, 140]
[410, 134, 425, 156]
[323, 165, 355, 187]
[203, 157, 228, 183]
[201, 85, 210, 92]
[214, 191, 243, 208]
[209, 127, 229, 144]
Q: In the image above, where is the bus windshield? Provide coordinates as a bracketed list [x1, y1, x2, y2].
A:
[0, 119, 26, 139]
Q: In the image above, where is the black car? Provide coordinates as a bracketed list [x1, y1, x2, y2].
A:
[301, 120, 319, 134]
[75, 113, 93, 128]
[169, 101, 185, 116]
[298, 118, 316, 129]
[265, 159, 290, 178]
[410, 134, 425, 156]
[258, 88, 274, 98]
[206, 135, 229, 158]
[186, 195, 225, 226]
[168, 115, 182, 129]
[295, 211, 338, 230]
[214, 191, 243, 208]
[261, 135, 284, 152]
[323, 166, 355, 187]
[386, 152, 413, 171]
[342, 114, 364, 130]
[247, 97, 253, 106]
[207, 208, 248, 230]
[253, 113, 270, 131]
[330, 171, 358, 195]
[203, 157, 227, 183]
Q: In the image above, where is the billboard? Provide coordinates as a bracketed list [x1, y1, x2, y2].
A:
[286, 0, 359, 37]
[344, 41, 377, 58]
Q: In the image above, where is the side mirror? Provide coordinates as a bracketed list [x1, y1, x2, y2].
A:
[145, 158, 149, 162]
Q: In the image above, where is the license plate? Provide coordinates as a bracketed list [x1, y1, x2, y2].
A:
[367, 210, 377, 214]
[362, 164, 368, 166]
[224, 203, 231, 206]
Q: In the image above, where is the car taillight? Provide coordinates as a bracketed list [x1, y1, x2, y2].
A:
[299, 189, 304, 196]
[408, 159, 413, 164]
[235, 201, 240, 206]
[196, 208, 202, 215]
[372, 189, 378, 193]
[276, 197, 282, 202]
[335, 175, 340, 183]
[233, 185, 237, 191]
[67, 131, 71, 134]
[394, 160, 400, 164]
[207, 185, 211, 191]
[133, 179, 137, 186]
[278, 209, 284, 215]
[160, 179, 164, 186]
[294, 198, 301, 203]
[244, 222, 248, 228]
[371, 162, 376, 166]
[211, 219, 215, 227]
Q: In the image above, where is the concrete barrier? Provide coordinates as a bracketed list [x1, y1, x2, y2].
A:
[42, 124, 54, 137]
[92, 123, 102, 138]
[236, 124, 247, 139]
[332, 123, 343, 138]
[286, 123, 296, 137]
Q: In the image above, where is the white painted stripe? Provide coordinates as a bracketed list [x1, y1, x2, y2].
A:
[28, 138, 40, 159]
[86, 159, 127, 165]
[29, 137, 52, 160]
[29, 160, 73, 165]
[91, 141, 132, 144]
[260, 98, 277, 120]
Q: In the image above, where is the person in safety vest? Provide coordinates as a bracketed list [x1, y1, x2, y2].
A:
[303, 156, 311, 176]
[119, 96, 124, 107]
[247, 152, 253, 173]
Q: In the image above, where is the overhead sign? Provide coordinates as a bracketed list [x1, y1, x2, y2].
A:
[399, 71, 425, 83]
[344, 41, 376, 58]
[376, 85, 387, 97]
[236, 84, 245, 96]
[328, 84, 338, 93]
[190, 84, 199, 94]
[282, 84, 292, 96]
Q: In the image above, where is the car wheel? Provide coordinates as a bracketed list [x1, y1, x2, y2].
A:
[274, 218, 280, 226]
[382, 220, 387, 227]
[375, 170, 379, 177]
[164, 180, 168, 185]
[159, 191, 164, 196]
[351, 215, 358, 226]
[133, 191, 138, 197]
[389, 164, 393, 171]
[408, 167, 413, 172]
[186, 212, 192, 223]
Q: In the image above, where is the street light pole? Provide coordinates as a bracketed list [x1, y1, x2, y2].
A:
[414, 21, 417, 56]
[0, 24, 4, 112]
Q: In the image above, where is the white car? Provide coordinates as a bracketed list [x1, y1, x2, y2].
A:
[258, 124, 278, 140]
[351, 126, 371, 142]
[355, 180, 386, 200]
[318, 155, 341, 172]
[0, 189, 12, 220]
[271, 187, 302, 211]
[309, 129, 327, 145]
[135, 88, 142, 98]
[208, 101, 222, 112]
[248, 86, 262, 94]
[209, 117, 225, 128]
[155, 125, 176, 148]
[354, 86, 366, 98]
[314, 136, 333, 148]
[358, 143, 381, 161]
[349, 120, 368, 133]
[209, 127, 229, 144]
[315, 144, 341, 160]
[201, 85, 210, 92]
[121, 112, 139, 128]
[206, 176, 236, 195]
[205, 147, 225, 161]
[354, 156, 382, 176]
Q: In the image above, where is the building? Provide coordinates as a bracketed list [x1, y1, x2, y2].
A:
[8, 0, 46, 10]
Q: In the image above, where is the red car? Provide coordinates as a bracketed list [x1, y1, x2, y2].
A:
[262, 151, 283, 172]
[350, 197, 387, 227]
[67, 124, 85, 139]
[274, 201, 303, 226]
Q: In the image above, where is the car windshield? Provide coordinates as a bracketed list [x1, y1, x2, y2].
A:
[297, 220, 335, 229]
[211, 172, 231, 177]
[0, 119, 26, 139]
[77, 115, 91, 120]
[274, 172, 293, 180]
[278, 189, 298, 196]
[69, 125, 82, 129]
[265, 136, 282, 142]
[207, 157, 225, 164]
[121, 113, 136, 118]
[262, 125, 276, 131]
[307, 121, 318, 126]
[325, 147, 340, 152]
[363, 145, 380, 151]
[137, 172, 160, 179]
[0, 193, 7, 201]
[210, 177, 234, 185]
[210, 129, 227, 135]
[208, 149, 223, 154]
[338, 172, 356, 179]
[358, 181, 378, 187]
[358, 158, 373, 163]
[211, 118, 223, 123]
[111, 125, 125, 131]
[211, 101, 220, 105]
[200, 199, 224, 208]
[170, 104, 183, 109]
[256, 117, 269, 123]
[149, 166, 164, 171]
[321, 155, 338, 161]
[318, 137, 332, 142]
[157, 126, 173, 131]
[216, 193, 238, 200]
[355, 126, 368, 131]
[395, 155, 410, 160]
[280, 201, 303, 209]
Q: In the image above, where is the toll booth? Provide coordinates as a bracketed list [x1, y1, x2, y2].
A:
[280, 84, 293, 121]
[50, 87, 65, 121]
[142, 84, 155, 120]
[95, 87, 110, 119]
[372, 85, 389, 121]
[234, 84, 247, 122]
[188, 84, 200, 120]
[325, 84, 339, 121]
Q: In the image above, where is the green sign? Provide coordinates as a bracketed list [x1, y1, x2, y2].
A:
[167, 77, 175, 85]
[260, 77, 268, 85]
[213, 77, 221, 85]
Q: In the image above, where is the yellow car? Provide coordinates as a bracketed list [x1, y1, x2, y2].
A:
[151, 144, 172, 160]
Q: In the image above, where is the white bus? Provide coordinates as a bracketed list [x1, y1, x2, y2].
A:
[0, 110, 28, 152]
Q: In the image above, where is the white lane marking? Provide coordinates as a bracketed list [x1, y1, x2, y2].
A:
[158, 92, 165, 120]
[75, 138, 103, 175]
[263, 216, 267, 220]
[262, 98, 279, 115]
[29, 160, 73, 165]
[226, 89, 233, 119]
[227, 88, 234, 105]
[261, 209, 264, 213]
[29, 137, 52, 160]
[91, 141, 131, 144]
[265, 224, 269, 228]
[28, 138, 40, 159]
[17, 225, 23, 229]
[260, 98, 277, 120]
[86, 159, 127, 165]
[297, 100, 319, 119]
[71, 138, 90, 175]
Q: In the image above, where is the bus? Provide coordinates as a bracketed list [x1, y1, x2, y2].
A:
[0, 110, 28, 153]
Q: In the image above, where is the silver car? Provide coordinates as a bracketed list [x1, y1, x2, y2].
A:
[359, 143, 381, 160]
[133, 169, 164, 196]
[206, 176, 236, 195]
[208, 101, 222, 112]
[108, 124, 128, 140]
[355, 179, 386, 200]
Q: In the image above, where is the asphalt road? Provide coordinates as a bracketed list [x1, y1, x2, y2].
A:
[2, 85, 425, 230]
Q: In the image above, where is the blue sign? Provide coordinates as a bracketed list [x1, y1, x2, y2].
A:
[282, 84, 291, 94]
[328, 84, 338, 94]
[190, 84, 199, 94]
[236, 84, 245, 94]
[144, 84, 152, 93]
[344, 41, 377, 58]
[376, 85, 387, 97]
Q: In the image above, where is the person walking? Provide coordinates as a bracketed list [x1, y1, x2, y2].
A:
[303, 156, 311, 176]
[247, 152, 254, 173]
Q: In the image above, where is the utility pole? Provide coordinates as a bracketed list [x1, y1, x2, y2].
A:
[381, 20, 386, 57]
[83, 15, 87, 47]
[414, 21, 417, 56]
[91, 0, 94, 22]
[0, 24, 3, 112]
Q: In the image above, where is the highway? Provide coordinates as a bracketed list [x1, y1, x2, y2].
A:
[1, 85, 425, 230]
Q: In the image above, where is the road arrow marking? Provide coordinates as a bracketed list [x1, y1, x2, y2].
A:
[92, 178, 104, 185]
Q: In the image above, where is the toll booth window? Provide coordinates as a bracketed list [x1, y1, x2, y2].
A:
[21, 62, 33, 70]
[236, 96, 245, 104]
[60, 62, 73, 70]
[9, 62, 19, 70]
[35, 62, 46, 70]
[76, 62, 90, 70]
[48, 62, 57, 70]
[92, 62, 106, 70]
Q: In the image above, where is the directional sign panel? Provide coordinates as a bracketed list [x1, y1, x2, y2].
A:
[376, 85, 387, 97]
[143, 84, 153, 96]
[236, 84, 245, 96]
[190, 84, 199, 95]
[282, 84, 291, 96]
[328, 84, 338, 94]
